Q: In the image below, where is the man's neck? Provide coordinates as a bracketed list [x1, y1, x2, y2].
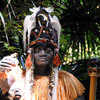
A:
[34, 66, 51, 76]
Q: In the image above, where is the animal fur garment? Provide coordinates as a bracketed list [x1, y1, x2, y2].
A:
[32, 70, 85, 100]
[0, 69, 85, 100]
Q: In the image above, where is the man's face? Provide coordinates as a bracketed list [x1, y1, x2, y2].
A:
[34, 45, 54, 68]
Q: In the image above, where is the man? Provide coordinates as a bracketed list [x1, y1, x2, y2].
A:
[0, 7, 85, 100]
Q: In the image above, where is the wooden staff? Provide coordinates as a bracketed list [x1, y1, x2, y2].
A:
[88, 58, 100, 100]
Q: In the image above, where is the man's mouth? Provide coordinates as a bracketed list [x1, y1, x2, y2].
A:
[40, 57, 47, 60]
[39, 57, 48, 61]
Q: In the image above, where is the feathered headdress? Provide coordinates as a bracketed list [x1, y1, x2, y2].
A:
[23, 7, 61, 100]
[23, 7, 61, 52]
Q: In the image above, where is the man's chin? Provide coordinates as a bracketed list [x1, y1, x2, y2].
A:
[38, 62, 49, 67]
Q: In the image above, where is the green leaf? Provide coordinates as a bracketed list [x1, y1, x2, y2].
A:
[4, 43, 9, 48]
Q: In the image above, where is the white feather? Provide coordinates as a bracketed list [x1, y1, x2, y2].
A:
[23, 13, 36, 52]
[24, 69, 34, 100]
[52, 67, 58, 100]
[44, 7, 54, 13]
[29, 7, 40, 13]
[50, 15, 61, 49]
[23, 15, 31, 52]
[23, 7, 42, 52]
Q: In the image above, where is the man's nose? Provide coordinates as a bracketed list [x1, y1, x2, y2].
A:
[40, 49, 46, 55]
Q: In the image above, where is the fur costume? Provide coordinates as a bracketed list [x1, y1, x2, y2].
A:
[0, 66, 85, 100]
[32, 70, 85, 100]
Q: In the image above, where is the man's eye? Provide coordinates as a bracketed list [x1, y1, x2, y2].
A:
[46, 48, 52, 53]
[35, 48, 40, 53]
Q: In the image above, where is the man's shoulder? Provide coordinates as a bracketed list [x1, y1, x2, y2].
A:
[58, 70, 85, 90]
[58, 70, 72, 76]
[58, 70, 77, 80]
[57, 70, 85, 100]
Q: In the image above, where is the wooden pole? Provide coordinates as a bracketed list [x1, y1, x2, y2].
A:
[88, 58, 100, 100]
[89, 73, 97, 100]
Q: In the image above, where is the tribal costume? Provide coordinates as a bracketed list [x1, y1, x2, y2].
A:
[0, 7, 85, 100]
